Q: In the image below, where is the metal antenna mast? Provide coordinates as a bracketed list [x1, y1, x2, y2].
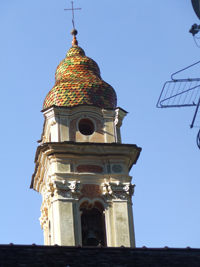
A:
[157, 1, 200, 149]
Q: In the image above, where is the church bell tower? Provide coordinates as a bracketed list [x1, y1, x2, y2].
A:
[31, 30, 141, 247]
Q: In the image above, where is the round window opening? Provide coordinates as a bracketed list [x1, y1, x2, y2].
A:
[78, 119, 94, 136]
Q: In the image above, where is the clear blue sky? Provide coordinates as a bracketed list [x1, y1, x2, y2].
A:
[0, 1, 199, 248]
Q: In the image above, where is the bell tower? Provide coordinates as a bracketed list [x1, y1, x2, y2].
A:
[31, 30, 141, 247]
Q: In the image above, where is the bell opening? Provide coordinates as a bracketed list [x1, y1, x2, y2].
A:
[83, 230, 100, 246]
[80, 202, 106, 247]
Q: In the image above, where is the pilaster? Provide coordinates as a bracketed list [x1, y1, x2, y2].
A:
[102, 180, 135, 247]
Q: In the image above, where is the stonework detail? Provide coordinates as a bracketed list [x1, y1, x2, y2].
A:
[50, 120, 57, 126]
[102, 181, 135, 200]
[58, 190, 73, 199]
[112, 164, 123, 173]
[57, 162, 69, 172]
[39, 180, 82, 229]
[77, 165, 103, 173]
[81, 184, 102, 200]
[53, 180, 82, 196]
[39, 182, 54, 229]
[39, 202, 48, 230]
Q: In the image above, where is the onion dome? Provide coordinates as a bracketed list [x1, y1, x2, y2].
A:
[43, 35, 117, 110]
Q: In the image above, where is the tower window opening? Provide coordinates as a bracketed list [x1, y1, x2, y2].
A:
[78, 119, 94, 136]
[80, 203, 106, 247]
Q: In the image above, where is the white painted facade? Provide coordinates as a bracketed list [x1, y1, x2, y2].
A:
[31, 105, 141, 247]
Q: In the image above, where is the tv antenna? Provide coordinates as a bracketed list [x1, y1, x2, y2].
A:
[157, 62, 200, 149]
[157, 1, 200, 149]
[189, 0, 200, 47]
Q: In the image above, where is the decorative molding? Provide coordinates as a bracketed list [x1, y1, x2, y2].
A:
[39, 180, 81, 229]
[68, 181, 81, 193]
[53, 180, 82, 198]
[112, 164, 123, 173]
[77, 165, 103, 173]
[39, 180, 82, 227]
[114, 108, 127, 127]
[50, 120, 57, 126]
[39, 182, 54, 229]
[80, 200, 95, 210]
[59, 190, 73, 199]
[41, 183, 54, 208]
[102, 109, 115, 119]
[101, 181, 135, 200]
[57, 162, 70, 172]
[39, 202, 48, 230]
[112, 192, 127, 200]
[114, 109, 119, 126]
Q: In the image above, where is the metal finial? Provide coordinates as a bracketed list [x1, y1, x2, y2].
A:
[71, 28, 78, 36]
[71, 34, 78, 46]
[71, 28, 78, 45]
[64, 1, 81, 30]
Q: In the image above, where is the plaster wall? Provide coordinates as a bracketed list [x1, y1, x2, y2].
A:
[51, 124, 58, 142]
[105, 203, 115, 247]
[104, 120, 115, 143]
[52, 200, 75, 246]
[60, 118, 69, 141]
[113, 202, 133, 247]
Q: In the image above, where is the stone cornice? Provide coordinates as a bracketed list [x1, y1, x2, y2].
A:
[34, 142, 141, 162]
[31, 142, 141, 191]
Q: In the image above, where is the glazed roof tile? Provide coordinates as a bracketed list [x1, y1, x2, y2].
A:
[43, 46, 117, 109]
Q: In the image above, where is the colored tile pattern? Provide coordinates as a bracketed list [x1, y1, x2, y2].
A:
[43, 46, 117, 109]
[77, 165, 104, 173]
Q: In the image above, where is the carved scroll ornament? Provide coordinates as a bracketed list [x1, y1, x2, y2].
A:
[102, 181, 135, 200]
[43, 180, 82, 200]
[39, 180, 82, 228]
[39, 202, 48, 230]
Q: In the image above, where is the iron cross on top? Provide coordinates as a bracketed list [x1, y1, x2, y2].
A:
[64, 1, 81, 29]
